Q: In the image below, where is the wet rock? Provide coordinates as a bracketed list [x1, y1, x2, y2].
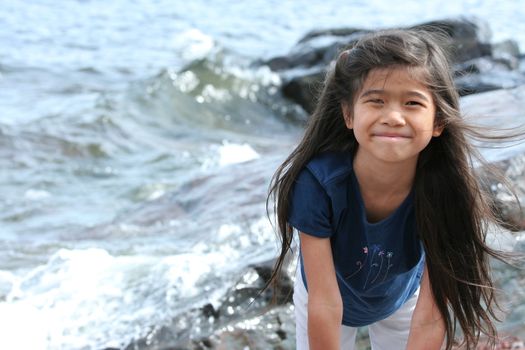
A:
[492, 40, 522, 70]
[262, 17, 525, 114]
[453, 53, 525, 96]
[265, 30, 367, 72]
[297, 28, 369, 45]
[479, 156, 525, 231]
[123, 259, 294, 350]
[202, 303, 220, 319]
[410, 17, 492, 62]
[280, 69, 324, 116]
[212, 305, 296, 350]
[455, 70, 525, 96]
[460, 85, 525, 230]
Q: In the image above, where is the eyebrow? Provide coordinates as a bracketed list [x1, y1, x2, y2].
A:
[359, 89, 431, 102]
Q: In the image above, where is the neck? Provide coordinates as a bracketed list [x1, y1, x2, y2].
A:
[352, 152, 418, 223]
[353, 153, 417, 197]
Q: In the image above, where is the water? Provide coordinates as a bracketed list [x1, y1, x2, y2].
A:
[1, 0, 525, 348]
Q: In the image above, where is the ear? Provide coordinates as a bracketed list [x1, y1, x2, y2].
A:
[432, 125, 444, 137]
[341, 102, 353, 129]
[432, 114, 444, 137]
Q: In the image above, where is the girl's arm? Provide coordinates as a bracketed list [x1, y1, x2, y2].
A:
[406, 264, 445, 350]
[300, 232, 343, 350]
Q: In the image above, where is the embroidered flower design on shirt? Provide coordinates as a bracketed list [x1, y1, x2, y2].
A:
[382, 251, 394, 282]
[363, 245, 381, 289]
[345, 246, 369, 279]
[345, 246, 395, 288]
[371, 250, 386, 284]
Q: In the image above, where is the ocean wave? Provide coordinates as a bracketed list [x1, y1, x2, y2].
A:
[1, 247, 226, 349]
[126, 52, 304, 136]
[0, 224, 278, 350]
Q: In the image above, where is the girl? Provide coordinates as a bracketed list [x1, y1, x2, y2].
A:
[267, 28, 515, 349]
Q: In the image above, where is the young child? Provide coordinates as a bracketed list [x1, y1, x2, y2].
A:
[267, 28, 513, 349]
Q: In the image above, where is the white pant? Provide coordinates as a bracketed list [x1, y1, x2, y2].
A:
[293, 266, 419, 350]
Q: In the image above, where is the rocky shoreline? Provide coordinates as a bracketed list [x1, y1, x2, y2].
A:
[263, 17, 525, 117]
[121, 17, 525, 350]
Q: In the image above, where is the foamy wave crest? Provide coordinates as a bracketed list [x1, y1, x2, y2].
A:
[201, 140, 260, 169]
[1, 248, 235, 349]
[133, 51, 293, 136]
[167, 58, 281, 104]
[172, 29, 216, 62]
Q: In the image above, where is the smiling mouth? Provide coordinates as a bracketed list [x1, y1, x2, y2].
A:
[373, 133, 411, 139]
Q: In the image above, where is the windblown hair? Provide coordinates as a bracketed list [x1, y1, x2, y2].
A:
[266, 28, 516, 349]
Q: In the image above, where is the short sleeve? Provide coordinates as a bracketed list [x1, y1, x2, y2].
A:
[288, 167, 333, 238]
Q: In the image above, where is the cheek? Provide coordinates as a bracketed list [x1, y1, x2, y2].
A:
[351, 117, 370, 133]
[351, 124, 366, 144]
[413, 114, 436, 132]
[414, 130, 436, 151]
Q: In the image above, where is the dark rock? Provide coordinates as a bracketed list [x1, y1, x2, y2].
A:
[281, 70, 324, 114]
[265, 31, 366, 71]
[262, 17, 525, 114]
[453, 55, 525, 96]
[455, 71, 525, 96]
[410, 17, 492, 62]
[201, 338, 213, 348]
[264, 56, 295, 72]
[298, 28, 368, 44]
[123, 258, 295, 350]
[202, 303, 220, 319]
[211, 304, 296, 350]
[492, 39, 521, 70]
[455, 77, 502, 96]
[454, 56, 514, 76]
[276, 329, 287, 340]
[262, 30, 366, 112]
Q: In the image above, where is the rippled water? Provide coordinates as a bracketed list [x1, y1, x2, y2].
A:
[1, 0, 525, 348]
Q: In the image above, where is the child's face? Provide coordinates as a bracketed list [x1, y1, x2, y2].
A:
[342, 66, 442, 166]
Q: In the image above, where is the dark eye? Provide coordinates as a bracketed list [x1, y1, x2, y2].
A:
[406, 101, 423, 106]
[367, 99, 384, 104]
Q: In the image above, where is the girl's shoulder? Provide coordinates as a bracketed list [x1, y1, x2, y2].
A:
[305, 151, 353, 186]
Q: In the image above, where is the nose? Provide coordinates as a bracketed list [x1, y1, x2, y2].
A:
[380, 107, 406, 126]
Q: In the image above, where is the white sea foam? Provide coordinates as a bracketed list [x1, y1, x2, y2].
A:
[172, 28, 215, 62]
[0, 270, 14, 299]
[170, 69, 200, 93]
[0, 247, 236, 349]
[217, 140, 260, 166]
[0, 302, 48, 350]
[200, 140, 260, 169]
[24, 189, 51, 200]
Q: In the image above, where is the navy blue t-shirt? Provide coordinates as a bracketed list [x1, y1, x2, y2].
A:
[288, 151, 425, 327]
